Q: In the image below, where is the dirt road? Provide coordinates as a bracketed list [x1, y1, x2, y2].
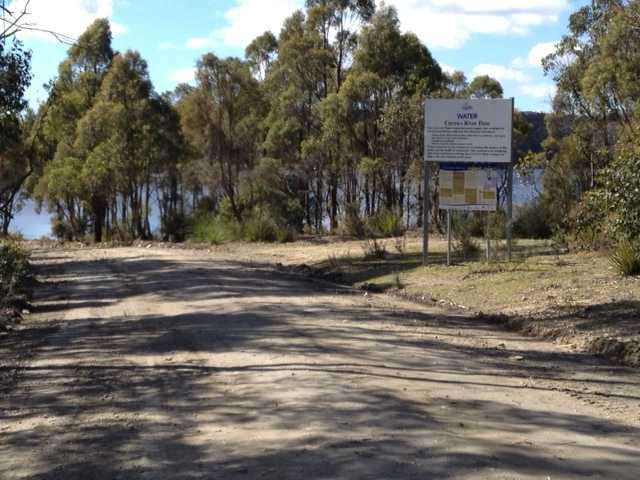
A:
[1, 247, 639, 479]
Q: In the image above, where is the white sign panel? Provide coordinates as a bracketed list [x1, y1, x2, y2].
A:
[439, 167, 498, 212]
[425, 99, 513, 164]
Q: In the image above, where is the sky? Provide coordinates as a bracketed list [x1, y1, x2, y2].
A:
[8, 0, 588, 113]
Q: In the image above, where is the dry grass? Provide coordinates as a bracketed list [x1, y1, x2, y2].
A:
[199, 235, 636, 313]
[198, 234, 640, 355]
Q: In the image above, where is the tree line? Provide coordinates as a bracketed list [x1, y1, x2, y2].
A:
[9, 1, 636, 246]
[1, 1, 534, 243]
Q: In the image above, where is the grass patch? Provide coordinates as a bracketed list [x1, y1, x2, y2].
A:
[609, 240, 640, 276]
[191, 214, 296, 244]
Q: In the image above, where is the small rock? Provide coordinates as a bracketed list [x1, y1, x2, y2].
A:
[510, 355, 524, 361]
[21, 309, 30, 315]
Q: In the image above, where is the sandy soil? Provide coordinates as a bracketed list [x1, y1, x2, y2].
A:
[1, 246, 639, 479]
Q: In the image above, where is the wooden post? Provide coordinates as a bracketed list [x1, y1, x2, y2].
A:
[422, 162, 430, 266]
[486, 211, 491, 263]
[507, 98, 515, 262]
[446, 209, 452, 266]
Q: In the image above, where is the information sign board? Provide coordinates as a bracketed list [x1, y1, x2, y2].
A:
[425, 99, 513, 164]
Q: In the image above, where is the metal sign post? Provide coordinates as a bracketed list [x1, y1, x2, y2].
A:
[447, 210, 452, 266]
[506, 98, 515, 261]
[422, 162, 430, 267]
[486, 212, 491, 263]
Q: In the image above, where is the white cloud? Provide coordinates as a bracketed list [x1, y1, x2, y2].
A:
[527, 41, 557, 67]
[428, 0, 567, 12]
[520, 83, 556, 98]
[189, 0, 303, 51]
[169, 67, 196, 84]
[186, 36, 217, 50]
[219, 0, 303, 48]
[512, 41, 558, 69]
[472, 64, 530, 83]
[386, 0, 567, 49]
[186, 0, 567, 53]
[440, 63, 457, 74]
[5, 0, 126, 42]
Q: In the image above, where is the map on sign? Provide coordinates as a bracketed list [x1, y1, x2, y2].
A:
[439, 167, 498, 211]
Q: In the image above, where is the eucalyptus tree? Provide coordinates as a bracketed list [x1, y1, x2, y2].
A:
[467, 75, 504, 99]
[304, 0, 376, 230]
[538, 0, 640, 241]
[261, 10, 330, 231]
[245, 31, 278, 81]
[181, 54, 264, 222]
[31, 18, 114, 240]
[344, 4, 443, 220]
[0, 37, 31, 234]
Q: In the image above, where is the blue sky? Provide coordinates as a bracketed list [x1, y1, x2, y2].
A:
[8, 0, 588, 112]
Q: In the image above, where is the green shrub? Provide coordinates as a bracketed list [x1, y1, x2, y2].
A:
[609, 240, 640, 276]
[275, 226, 297, 243]
[191, 214, 241, 244]
[162, 212, 189, 242]
[452, 213, 481, 260]
[455, 233, 480, 260]
[244, 215, 278, 242]
[191, 210, 296, 244]
[243, 212, 296, 243]
[514, 201, 553, 239]
[340, 203, 367, 238]
[465, 212, 486, 237]
[0, 240, 31, 303]
[368, 209, 405, 238]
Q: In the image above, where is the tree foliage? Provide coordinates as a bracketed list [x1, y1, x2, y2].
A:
[17, 6, 524, 242]
[535, 0, 640, 246]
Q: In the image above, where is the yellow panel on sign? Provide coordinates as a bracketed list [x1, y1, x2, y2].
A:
[465, 189, 477, 204]
[453, 172, 465, 195]
[483, 190, 496, 200]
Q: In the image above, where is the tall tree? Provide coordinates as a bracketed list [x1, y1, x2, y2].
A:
[0, 37, 31, 234]
[181, 54, 263, 222]
[31, 18, 114, 240]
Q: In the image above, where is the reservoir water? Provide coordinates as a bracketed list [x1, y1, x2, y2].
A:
[10, 171, 541, 239]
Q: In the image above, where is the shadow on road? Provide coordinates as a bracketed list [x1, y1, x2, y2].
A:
[0, 249, 638, 479]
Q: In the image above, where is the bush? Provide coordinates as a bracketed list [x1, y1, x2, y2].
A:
[244, 215, 279, 242]
[455, 233, 481, 260]
[514, 201, 553, 239]
[362, 238, 387, 259]
[340, 203, 367, 238]
[162, 212, 189, 242]
[191, 214, 241, 244]
[452, 213, 481, 260]
[368, 209, 405, 238]
[276, 226, 297, 243]
[191, 210, 296, 244]
[0, 240, 31, 304]
[609, 240, 640, 276]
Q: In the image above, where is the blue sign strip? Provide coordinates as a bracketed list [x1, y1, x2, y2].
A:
[439, 162, 510, 171]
